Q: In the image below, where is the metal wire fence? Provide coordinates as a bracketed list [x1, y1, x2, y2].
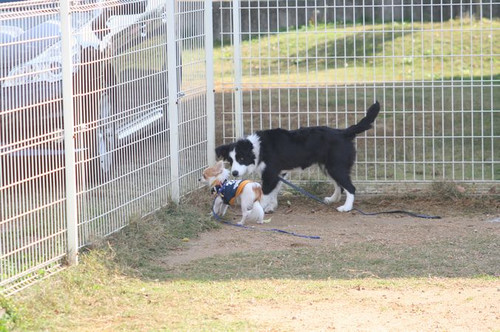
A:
[215, 0, 499, 191]
[0, 0, 213, 295]
[1, 0, 498, 296]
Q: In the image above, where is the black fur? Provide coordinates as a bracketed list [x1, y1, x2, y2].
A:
[216, 101, 380, 198]
[215, 144, 233, 162]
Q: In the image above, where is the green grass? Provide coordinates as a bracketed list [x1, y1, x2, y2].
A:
[1, 201, 221, 331]
[2, 18, 499, 330]
[108, 17, 499, 182]
[113, 18, 500, 94]
[214, 18, 500, 182]
[88, 203, 220, 279]
[164, 234, 499, 281]
[7, 270, 497, 331]
[0, 296, 17, 332]
[215, 18, 500, 85]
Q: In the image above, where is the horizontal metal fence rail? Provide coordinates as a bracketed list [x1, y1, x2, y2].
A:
[1, 0, 211, 295]
[215, 0, 499, 191]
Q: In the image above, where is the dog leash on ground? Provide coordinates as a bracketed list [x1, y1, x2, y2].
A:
[277, 176, 441, 219]
[211, 197, 321, 239]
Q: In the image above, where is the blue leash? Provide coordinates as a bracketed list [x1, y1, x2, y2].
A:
[277, 176, 441, 219]
[211, 197, 321, 239]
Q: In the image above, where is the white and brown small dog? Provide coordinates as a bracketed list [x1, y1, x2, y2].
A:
[200, 161, 265, 225]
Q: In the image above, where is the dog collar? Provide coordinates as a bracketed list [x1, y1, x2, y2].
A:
[210, 179, 223, 188]
[211, 179, 226, 195]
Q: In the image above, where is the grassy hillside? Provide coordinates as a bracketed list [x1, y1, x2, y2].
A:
[214, 18, 499, 182]
[215, 18, 500, 86]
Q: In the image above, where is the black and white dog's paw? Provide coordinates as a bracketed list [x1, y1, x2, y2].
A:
[324, 194, 341, 204]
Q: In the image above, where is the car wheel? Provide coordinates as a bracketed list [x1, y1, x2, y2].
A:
[86, 88, 116, 185]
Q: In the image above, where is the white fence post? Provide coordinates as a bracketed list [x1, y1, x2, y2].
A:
[166, 0, 180, 203]
[60, 1, 78, 265]
[232, 0, 244, 138]
[205, 0, 215, 164]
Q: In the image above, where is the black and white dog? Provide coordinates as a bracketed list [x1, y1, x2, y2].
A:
[215, 101, 380, 213]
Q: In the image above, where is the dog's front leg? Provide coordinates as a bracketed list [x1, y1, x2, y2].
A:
[260, 194, 271, 212]
[220, 204, 229, 216]
[267, 180, 283, 211]
[214, 197, 228, 216]
[262, 192, 280, 213]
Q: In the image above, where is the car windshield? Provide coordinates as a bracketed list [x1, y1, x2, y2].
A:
[0, 1, 103, 31]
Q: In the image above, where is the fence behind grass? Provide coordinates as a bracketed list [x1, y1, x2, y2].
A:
[0, 0, 214, 296]
[215, 0, 499, 192]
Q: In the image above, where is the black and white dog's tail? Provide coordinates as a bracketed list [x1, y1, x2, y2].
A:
[343, 101, 380, 138]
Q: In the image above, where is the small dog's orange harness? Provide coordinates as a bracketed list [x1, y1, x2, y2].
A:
[212, 179, 252, 206]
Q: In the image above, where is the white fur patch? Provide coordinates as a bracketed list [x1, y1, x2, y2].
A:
[256, 161, 266, 175]
[324, 181, 341, 204]
[229, 136, 262, 177]
[229, 149, 249, 177]
[337, 190, 354, 212]
[247, 134, 261, 165]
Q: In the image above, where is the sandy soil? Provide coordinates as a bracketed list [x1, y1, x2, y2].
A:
[240, 283, 499, 331]
[163, 194, 500, 331]
[164, 194, 499, 266]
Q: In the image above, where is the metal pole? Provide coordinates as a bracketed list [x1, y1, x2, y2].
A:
[60, 0, 78, 265]
[232, 0, 244, 138]
[166, 0, 180, 203]
[205, 0, 215, 164]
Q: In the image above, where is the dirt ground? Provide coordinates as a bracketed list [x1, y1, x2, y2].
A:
[163, 194, 500, 331]
[165, 193, 499, 265]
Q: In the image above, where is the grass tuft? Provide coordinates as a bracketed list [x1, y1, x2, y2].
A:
[358, 181, 499, 215]
[0, 296, 18, 332]
[429, 181, 466, 200]
[100, 202, 220, 279]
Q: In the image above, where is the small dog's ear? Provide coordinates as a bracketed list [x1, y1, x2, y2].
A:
[215, 160, 224, 170]
[215, 144, 231, 160]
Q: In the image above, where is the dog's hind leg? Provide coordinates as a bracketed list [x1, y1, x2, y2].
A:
[325, 167, 356, 212]
[250, 202, 265, 224]
[261, 170, 281, 213]
[337, 190, 354, 212]
[324, 180, 342, 204]
[237, 211, 249, 225]
[237, 201, 254, 225]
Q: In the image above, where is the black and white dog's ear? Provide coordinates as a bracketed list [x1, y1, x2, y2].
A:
[215, 144, 232, 160]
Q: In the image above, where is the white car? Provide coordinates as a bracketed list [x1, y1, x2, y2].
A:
[0, 0, 178, 184]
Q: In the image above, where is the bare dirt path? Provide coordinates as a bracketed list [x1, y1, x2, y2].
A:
[163, 194, 499, 267]
[159, 194, 500, 331]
